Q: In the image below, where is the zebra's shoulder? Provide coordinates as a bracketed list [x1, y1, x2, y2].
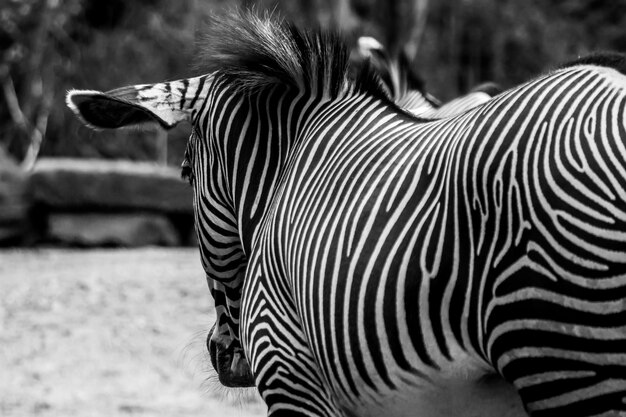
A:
[559, 51, 626, 75]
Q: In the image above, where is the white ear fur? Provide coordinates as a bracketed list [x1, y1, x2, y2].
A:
[66, 89, 105, 107]
[66, 89, 108, 130]
[357, 36, 385, 58]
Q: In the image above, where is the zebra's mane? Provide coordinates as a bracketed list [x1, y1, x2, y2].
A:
[195, 9, 389, 100]
[560, 51, 626, 75]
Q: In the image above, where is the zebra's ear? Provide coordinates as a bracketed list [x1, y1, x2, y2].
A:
[357, 36, 385, 59]
[66, 89, 176, 130]
[66, 76, 206, 130]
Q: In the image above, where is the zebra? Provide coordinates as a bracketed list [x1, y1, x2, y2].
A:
[356, 35, 501, 117]
[66, 10, 626, 417]
[354, 36, 441, 113]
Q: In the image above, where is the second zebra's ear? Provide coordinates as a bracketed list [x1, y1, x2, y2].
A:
[66, 76, 207, 130]
[357, 36, 386, 59]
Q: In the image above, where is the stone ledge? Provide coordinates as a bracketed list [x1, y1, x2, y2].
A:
[30, 158, 193, 213]
[47, 213, 181, 247]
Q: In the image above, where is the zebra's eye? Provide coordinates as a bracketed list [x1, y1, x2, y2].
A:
[181, 159, 194, 185]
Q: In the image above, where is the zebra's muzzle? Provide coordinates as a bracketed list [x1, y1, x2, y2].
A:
[207, 326, 255, 387]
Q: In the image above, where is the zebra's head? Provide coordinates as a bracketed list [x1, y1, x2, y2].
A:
[66, 74, 255, 387]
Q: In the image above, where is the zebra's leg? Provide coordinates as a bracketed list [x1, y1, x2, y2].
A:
[240, 260, 340, 417]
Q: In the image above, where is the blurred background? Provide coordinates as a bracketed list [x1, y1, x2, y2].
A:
[2, 0, 626, 169]
[1, 0, 625, 416]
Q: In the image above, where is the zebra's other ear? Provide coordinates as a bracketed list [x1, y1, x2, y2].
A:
[357, 36, 386, 59]
[66, 76, 207, 130]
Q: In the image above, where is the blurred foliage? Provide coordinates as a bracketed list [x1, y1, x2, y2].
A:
[0, 0, 221, 165]
[351, 0, 626, 99]
[1, 0, 625, 164]
[0, 0, 81, 167]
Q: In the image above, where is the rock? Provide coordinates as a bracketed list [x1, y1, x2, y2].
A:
[47, 213, 181, 247]
[30, 158, 193, 213]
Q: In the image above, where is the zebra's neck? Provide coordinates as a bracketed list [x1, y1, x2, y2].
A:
[208, 75, 384, 246]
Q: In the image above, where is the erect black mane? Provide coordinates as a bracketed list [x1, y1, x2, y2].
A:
[194, 9, 389, 100]
[560, 51, 626, 75]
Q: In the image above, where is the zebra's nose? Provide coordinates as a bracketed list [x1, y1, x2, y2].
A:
[206, 323, 254, 387]
[230, 351, 243, 373]
[213, 344, 255, 387]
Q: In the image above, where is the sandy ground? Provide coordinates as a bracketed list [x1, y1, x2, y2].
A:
[0, 248, 266, 417]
